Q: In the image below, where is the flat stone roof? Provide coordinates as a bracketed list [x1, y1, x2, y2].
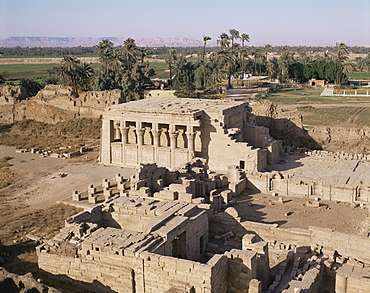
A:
[106, 97, 245, 115]
[82, 226, 156, 252]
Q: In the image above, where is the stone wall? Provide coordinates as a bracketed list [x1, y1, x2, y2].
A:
[209, 210, 370, 265]
[336, 264, 370, 293]
[246, 172, 370, 204]
[37, 246, 229, 293]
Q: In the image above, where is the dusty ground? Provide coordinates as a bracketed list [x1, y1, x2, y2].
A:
[235, 191, 368, 235]
[0, 145, 135, 282]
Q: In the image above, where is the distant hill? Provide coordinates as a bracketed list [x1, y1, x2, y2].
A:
[0, 36, 368, 48]
[0, 36, 203, 48]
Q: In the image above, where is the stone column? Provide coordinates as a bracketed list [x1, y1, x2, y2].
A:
[186, 131, 196, 152]
[136, 128, 145, 145]
[114, 121, 121, 140]
[169, 130, 179, 148]
[186, 131, 196, 161]
[119, 126, 129, 144]
[169, 130, 179, 170]
[100, 119, 114, 165]
[152, 129, 162, 147]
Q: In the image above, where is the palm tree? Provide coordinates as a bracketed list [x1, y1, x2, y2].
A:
[202, 35, 212, 88]
[122, 38, 137, 71]
[78, 63, 94, 91]
[203, 35, 212, 60]
[267, 57, 279, 81]
[229, 29, 240, 47]
[334, 42, 349, 87]
[252, 48, 264, 75]
[366, 53, 370, 83]
[218, 49, 238, 89]
[241, 33, 250, 48]
[343, 61, 355, 76]
[240, 34, 250, 79]
[355, 57, 366, 72]
[264, 44, 272, 73]
[138, 47, 148, 63]
[217, 33, 230, 49]
[56, 55, 82, 96]
[97, 39, 114, 78]
[165, 50, 177, 87]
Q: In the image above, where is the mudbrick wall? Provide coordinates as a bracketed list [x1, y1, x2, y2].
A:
[251, 100, 370, 154]
[0, 85, 125, 124]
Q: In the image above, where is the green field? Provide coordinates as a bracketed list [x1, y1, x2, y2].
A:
[0, 61, 167, 82]
[0, 63, 102, 83]
[151, 62, 168, 79]
[297, 106, 370, 127]
[265, 86, 370, 105]
[349, 72, 370, 80]
[0, 54, 99, 59]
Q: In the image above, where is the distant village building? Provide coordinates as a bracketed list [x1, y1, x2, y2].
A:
[308, 79, 325, 87]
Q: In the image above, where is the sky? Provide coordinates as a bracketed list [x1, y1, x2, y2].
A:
[1, 0, 370, 44]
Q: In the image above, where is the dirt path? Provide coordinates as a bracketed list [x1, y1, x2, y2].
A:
[347, 107, 367, 123]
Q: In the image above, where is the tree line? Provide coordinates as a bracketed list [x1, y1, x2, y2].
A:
[1, 32, 369, 98]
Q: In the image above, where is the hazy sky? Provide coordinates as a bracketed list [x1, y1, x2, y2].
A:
[1, 0, 370, 43]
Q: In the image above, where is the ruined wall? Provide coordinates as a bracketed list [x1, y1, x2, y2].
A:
[34, 85, 125, 117]
[209, 210, 370, 265]
[12, 100, 75, 124]
[246, 172, 370, 204]
[0, 85, 28, 123]
[225, 249, 258, 293]
[0, 85, 27, 105]
[251, 100, 370, 154]
[0, 85, 126, 124]
[307, 126, 370, 154]
[336, 264, 370, 293]
[37, 248, 229, 293]
[0, 267, 61, 293]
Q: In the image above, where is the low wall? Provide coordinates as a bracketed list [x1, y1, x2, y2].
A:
[336, 264, 370, 293]
[209, 211, 370, 265]
[37, 247, 228, 293]
[247, 173, 370, 204]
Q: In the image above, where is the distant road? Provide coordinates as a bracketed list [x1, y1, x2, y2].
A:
[0, 57, 100, 65]
[0, 57, 164, 65]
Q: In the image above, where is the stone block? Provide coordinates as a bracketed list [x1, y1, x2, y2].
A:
[102, 178, 110, 188]
[88, 184, 96, 195]
[88, 195, 97, 204]
[72, 190, 81, 201]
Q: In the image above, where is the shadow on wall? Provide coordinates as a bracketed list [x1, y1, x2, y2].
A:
[38, 269, 117, 293]
[256, 116, 322, 150]
[208, 202, 287, 242]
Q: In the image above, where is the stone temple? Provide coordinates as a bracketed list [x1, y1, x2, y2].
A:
[35, 96, 370, 293]
[99, 97, 282, 172]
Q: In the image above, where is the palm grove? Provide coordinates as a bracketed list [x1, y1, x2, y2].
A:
[7, 30, 370, 99]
